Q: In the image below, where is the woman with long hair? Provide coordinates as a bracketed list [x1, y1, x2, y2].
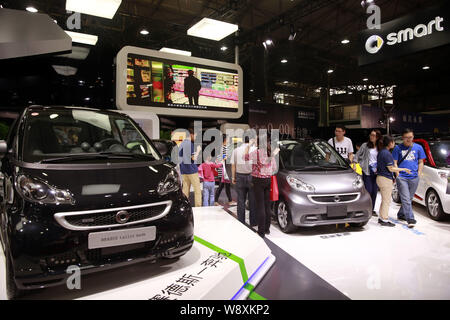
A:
[355, 129, 382, 216]
[243, 133, 279, 238]
[376, 135, 411, 226]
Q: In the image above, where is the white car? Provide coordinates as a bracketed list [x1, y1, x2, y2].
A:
[393, 138, 450, 221]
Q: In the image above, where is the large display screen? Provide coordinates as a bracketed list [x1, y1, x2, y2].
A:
[116, 47, 243, 119]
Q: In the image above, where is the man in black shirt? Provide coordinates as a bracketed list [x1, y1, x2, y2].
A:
[184, 70, 201, 105]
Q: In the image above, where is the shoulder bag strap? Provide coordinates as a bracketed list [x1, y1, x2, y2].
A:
[397, 144, 413, 167]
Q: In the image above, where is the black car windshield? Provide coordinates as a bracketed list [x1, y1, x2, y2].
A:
[22, 109, 160, 163]
[429, 141, 450, 168]
[280, 140, 348, 170]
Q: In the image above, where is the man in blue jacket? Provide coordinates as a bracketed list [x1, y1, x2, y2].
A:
[392, 128, 426, 228]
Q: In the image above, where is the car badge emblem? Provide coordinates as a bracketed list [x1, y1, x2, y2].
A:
[334, 196, 341, 203]
[116, 210, 130, 224]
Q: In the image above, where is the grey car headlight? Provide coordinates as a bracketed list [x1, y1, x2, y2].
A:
[157, 170, 180, 195]
[353, 175, 364, 190]
[16, 175, 74, 204]
[287, 175, 315, 192]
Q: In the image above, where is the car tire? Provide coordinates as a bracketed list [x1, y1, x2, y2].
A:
[392, 181, 401, 204]
[426, 190, 445, 221]
[276, 200, 297, 233]
[5, 251, 22, 300]
[349, 220, 369, 228]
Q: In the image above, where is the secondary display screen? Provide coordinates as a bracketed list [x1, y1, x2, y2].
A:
[126, 53, 239, 113]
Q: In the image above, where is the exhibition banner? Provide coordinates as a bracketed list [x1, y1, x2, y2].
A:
[359, 3, 450, 66]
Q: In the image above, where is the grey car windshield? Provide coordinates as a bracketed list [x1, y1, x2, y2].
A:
[280, 140, 348, 169]
[22, 109, 160, 163]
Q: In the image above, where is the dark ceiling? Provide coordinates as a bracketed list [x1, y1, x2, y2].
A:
[0, 0, 449, 113]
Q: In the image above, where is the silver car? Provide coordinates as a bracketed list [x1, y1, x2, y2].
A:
[274, 140, 372, 233]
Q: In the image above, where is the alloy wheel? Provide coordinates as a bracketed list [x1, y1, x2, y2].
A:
[427, 193, 439, 217]
[278, 202, 288, 229]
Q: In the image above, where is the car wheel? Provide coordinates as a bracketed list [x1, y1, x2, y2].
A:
[5, 251, 22, 300]
[392, 182, 401, 204]
[426, 190, 445, 221]
[276, 200, 297, 233]
[349, 220, 369, 228]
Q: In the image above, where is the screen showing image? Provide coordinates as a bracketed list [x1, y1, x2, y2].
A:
[126, 53, 239, 113]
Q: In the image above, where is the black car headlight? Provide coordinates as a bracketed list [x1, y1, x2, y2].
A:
[16, 175, 74, 204]
[157, 170, 180, 196]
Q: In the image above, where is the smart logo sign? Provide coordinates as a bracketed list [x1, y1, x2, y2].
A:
[359, 4, 450, 66]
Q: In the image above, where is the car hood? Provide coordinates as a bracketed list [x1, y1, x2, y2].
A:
[18, 161, 176, 209]
[281, 169, 360, 194]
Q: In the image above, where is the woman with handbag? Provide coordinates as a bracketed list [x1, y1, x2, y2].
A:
[243, 135, 279, 238]
[376, 135, 412, 227]
[355, 129, 382, 216]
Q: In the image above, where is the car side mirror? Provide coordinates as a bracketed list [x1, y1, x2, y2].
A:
[0, 140, 7, 159]
[153, 141, 169, 157]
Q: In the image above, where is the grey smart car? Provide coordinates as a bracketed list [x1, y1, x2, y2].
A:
[273, 139, 372, 233]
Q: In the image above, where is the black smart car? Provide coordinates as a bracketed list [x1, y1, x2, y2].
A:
[0, 106, 194, 299]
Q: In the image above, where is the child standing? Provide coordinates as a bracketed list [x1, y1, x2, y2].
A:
[199, 157, 221, 206]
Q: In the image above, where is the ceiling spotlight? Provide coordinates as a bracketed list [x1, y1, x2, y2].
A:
[327, 69, 334, 74]
[265, 39, 273, 45]
[26, 6, 38, 13]
[220, 46, 228, 51]
[341, 39, 350, 44]
[281, 59, 288, 63]
[250, 89, 254, 92]
[283, 81, 289, 84]
[363, 78, 369, 81]
[422, 66, 430, 70]
[140, 29, 149, 35]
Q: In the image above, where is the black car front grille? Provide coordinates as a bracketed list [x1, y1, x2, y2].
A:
[310, 194, 359, 203]
[64, 204, 167, 227]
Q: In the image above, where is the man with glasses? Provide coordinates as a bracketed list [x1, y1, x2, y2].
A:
[392, 128, 426, 228]
[328, 126, 354, 163]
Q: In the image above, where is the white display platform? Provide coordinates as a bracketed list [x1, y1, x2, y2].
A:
[266, 193, 450, 300]
[0, 207, 274, 300]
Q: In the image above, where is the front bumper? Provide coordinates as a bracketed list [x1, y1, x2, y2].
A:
[7, 194, 194, 290]
[284, 190, 372, 227]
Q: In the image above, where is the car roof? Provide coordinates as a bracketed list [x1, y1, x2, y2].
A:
[25, 105, 128, 118]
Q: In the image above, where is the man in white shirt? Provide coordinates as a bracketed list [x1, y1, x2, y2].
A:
[231, 136, 256, 227]
[328, 126, 354, 163]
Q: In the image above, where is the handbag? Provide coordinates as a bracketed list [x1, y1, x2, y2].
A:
[270, 175, 279, 202]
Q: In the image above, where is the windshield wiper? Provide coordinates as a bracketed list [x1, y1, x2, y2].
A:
[40, 154, 113, 163]
[40, 152, 155, 164]
[99, 152, 156, 160]
[318, 164, 348, 169]
[292, 165, 323, 171]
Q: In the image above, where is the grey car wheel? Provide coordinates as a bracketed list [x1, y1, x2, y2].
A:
[392, 181, 401, 204]
[277, 200, 296, 233]
[426, 190, 445, 221]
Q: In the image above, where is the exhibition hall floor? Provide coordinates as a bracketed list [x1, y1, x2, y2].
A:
[227, 195, 450, 300]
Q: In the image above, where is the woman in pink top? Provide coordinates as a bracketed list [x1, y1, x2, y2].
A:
[244, 136, 279, 238]
[199, 156, 222, 206]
